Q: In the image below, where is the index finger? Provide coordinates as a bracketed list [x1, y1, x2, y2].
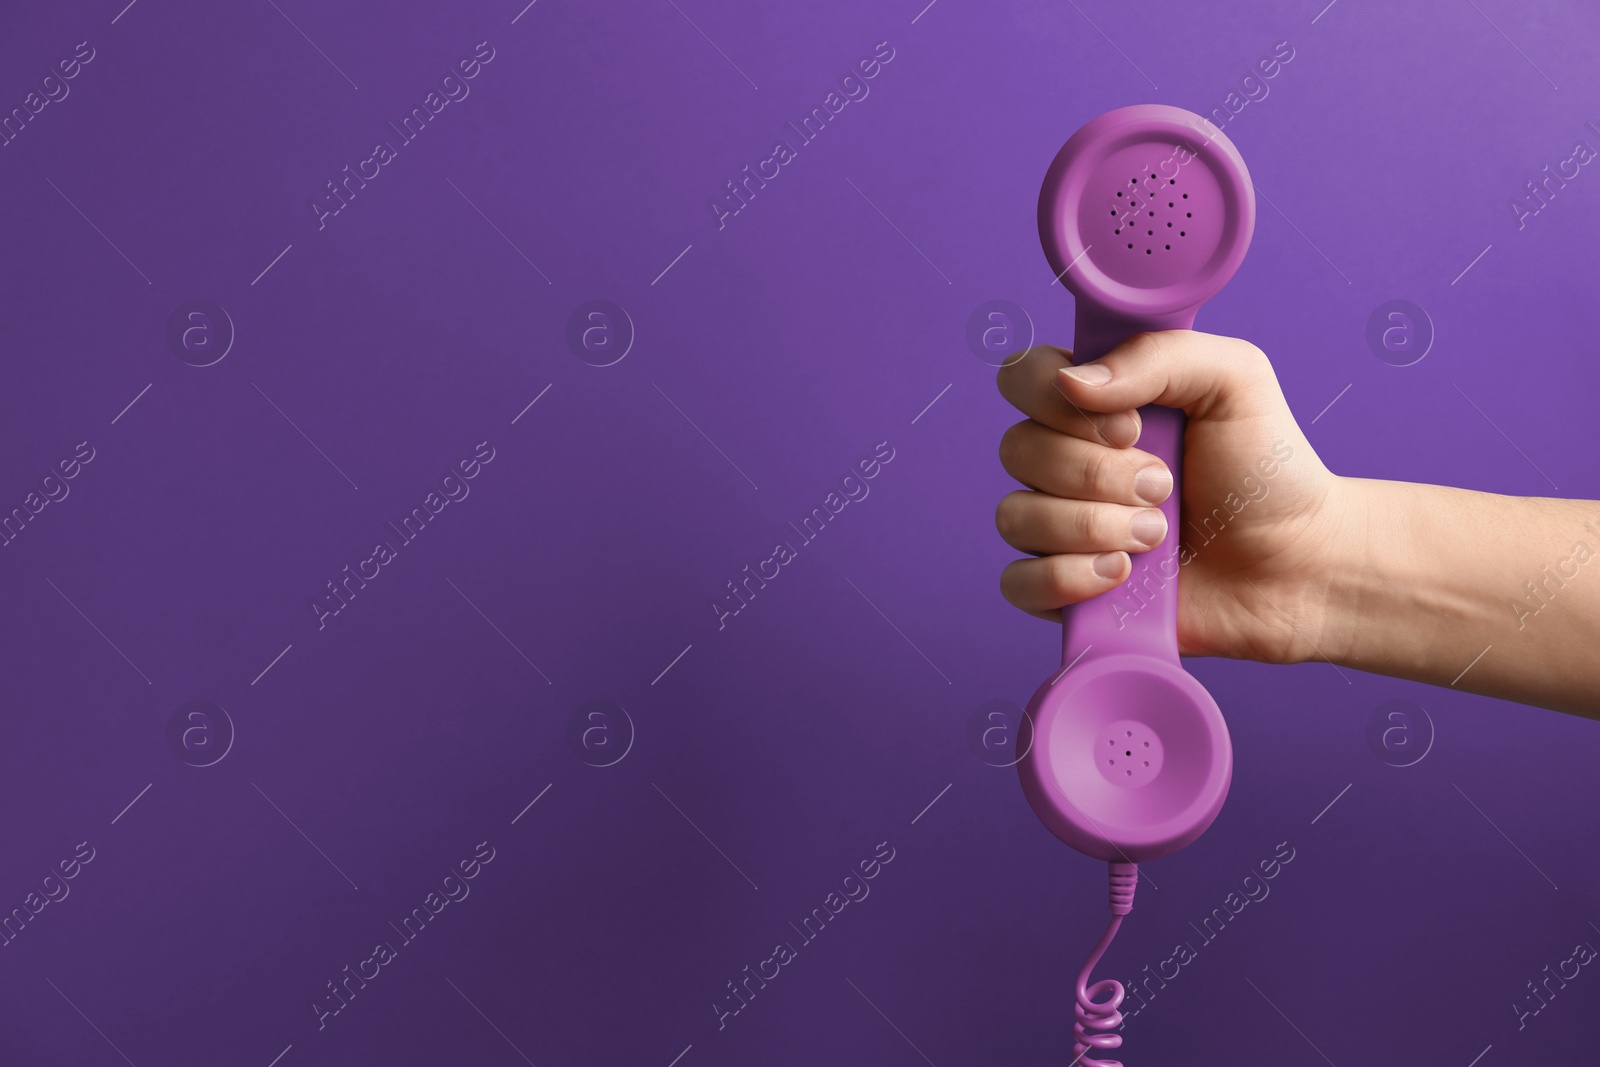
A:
[996, 345, 1142, 449]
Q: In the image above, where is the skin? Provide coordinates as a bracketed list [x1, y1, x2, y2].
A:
[995, 331, 1600, 718]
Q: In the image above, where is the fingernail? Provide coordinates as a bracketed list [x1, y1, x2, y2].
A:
[1134, 465, 1172, 505]
[1092, 552, 1126, 579]
[1131, 509, 1168, 547]
[1061, 362, 1112, 386]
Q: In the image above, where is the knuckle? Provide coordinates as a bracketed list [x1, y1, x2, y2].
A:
[1088, 505, 1126, 547]
[1068, 502, 1099, 545]
[992, 419, 1030, 463]
[999, 345, 1053, 392]
[995, 350, 1024, 392]
[997, 424, 1021, 471]
[1046, 555, 1079, 602]
[994, 493, 1022, 542]
[1000, 560, 1032, 606]
[1000, 422, 1047, 483]
[1082, 448, 1116, 497]
[1232, 339, 1275, 383]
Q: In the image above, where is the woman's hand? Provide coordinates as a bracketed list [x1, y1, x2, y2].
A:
[994, 331, 1355, 664]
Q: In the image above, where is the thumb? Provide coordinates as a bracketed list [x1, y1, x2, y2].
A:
[1056, 330, 1280, 422]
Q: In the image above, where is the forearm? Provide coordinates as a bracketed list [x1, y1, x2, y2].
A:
[1316, 477, 1600, 717]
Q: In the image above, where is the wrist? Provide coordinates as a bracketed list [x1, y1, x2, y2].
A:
[1312, 476, 1478, 679]
[1305, 474, 1377, 668]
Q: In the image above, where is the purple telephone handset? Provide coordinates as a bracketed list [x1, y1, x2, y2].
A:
[1018, 105, 1255, 1065]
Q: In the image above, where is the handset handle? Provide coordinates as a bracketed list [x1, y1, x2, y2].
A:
[1060, 304, 1196, 669]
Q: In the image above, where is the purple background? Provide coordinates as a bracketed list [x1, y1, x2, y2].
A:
[1, 0, 1597, 1063]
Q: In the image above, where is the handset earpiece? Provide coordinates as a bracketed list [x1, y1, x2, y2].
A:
[1018, 104, 1255, 1066]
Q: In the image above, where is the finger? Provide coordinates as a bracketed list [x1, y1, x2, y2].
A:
[1054, 330, 1281, 421]
[997, 345, 1142, 448]
[996, 491, 1168, 556]
[999, 419, 1173, 506]
[1000, 552, 1130, 615]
